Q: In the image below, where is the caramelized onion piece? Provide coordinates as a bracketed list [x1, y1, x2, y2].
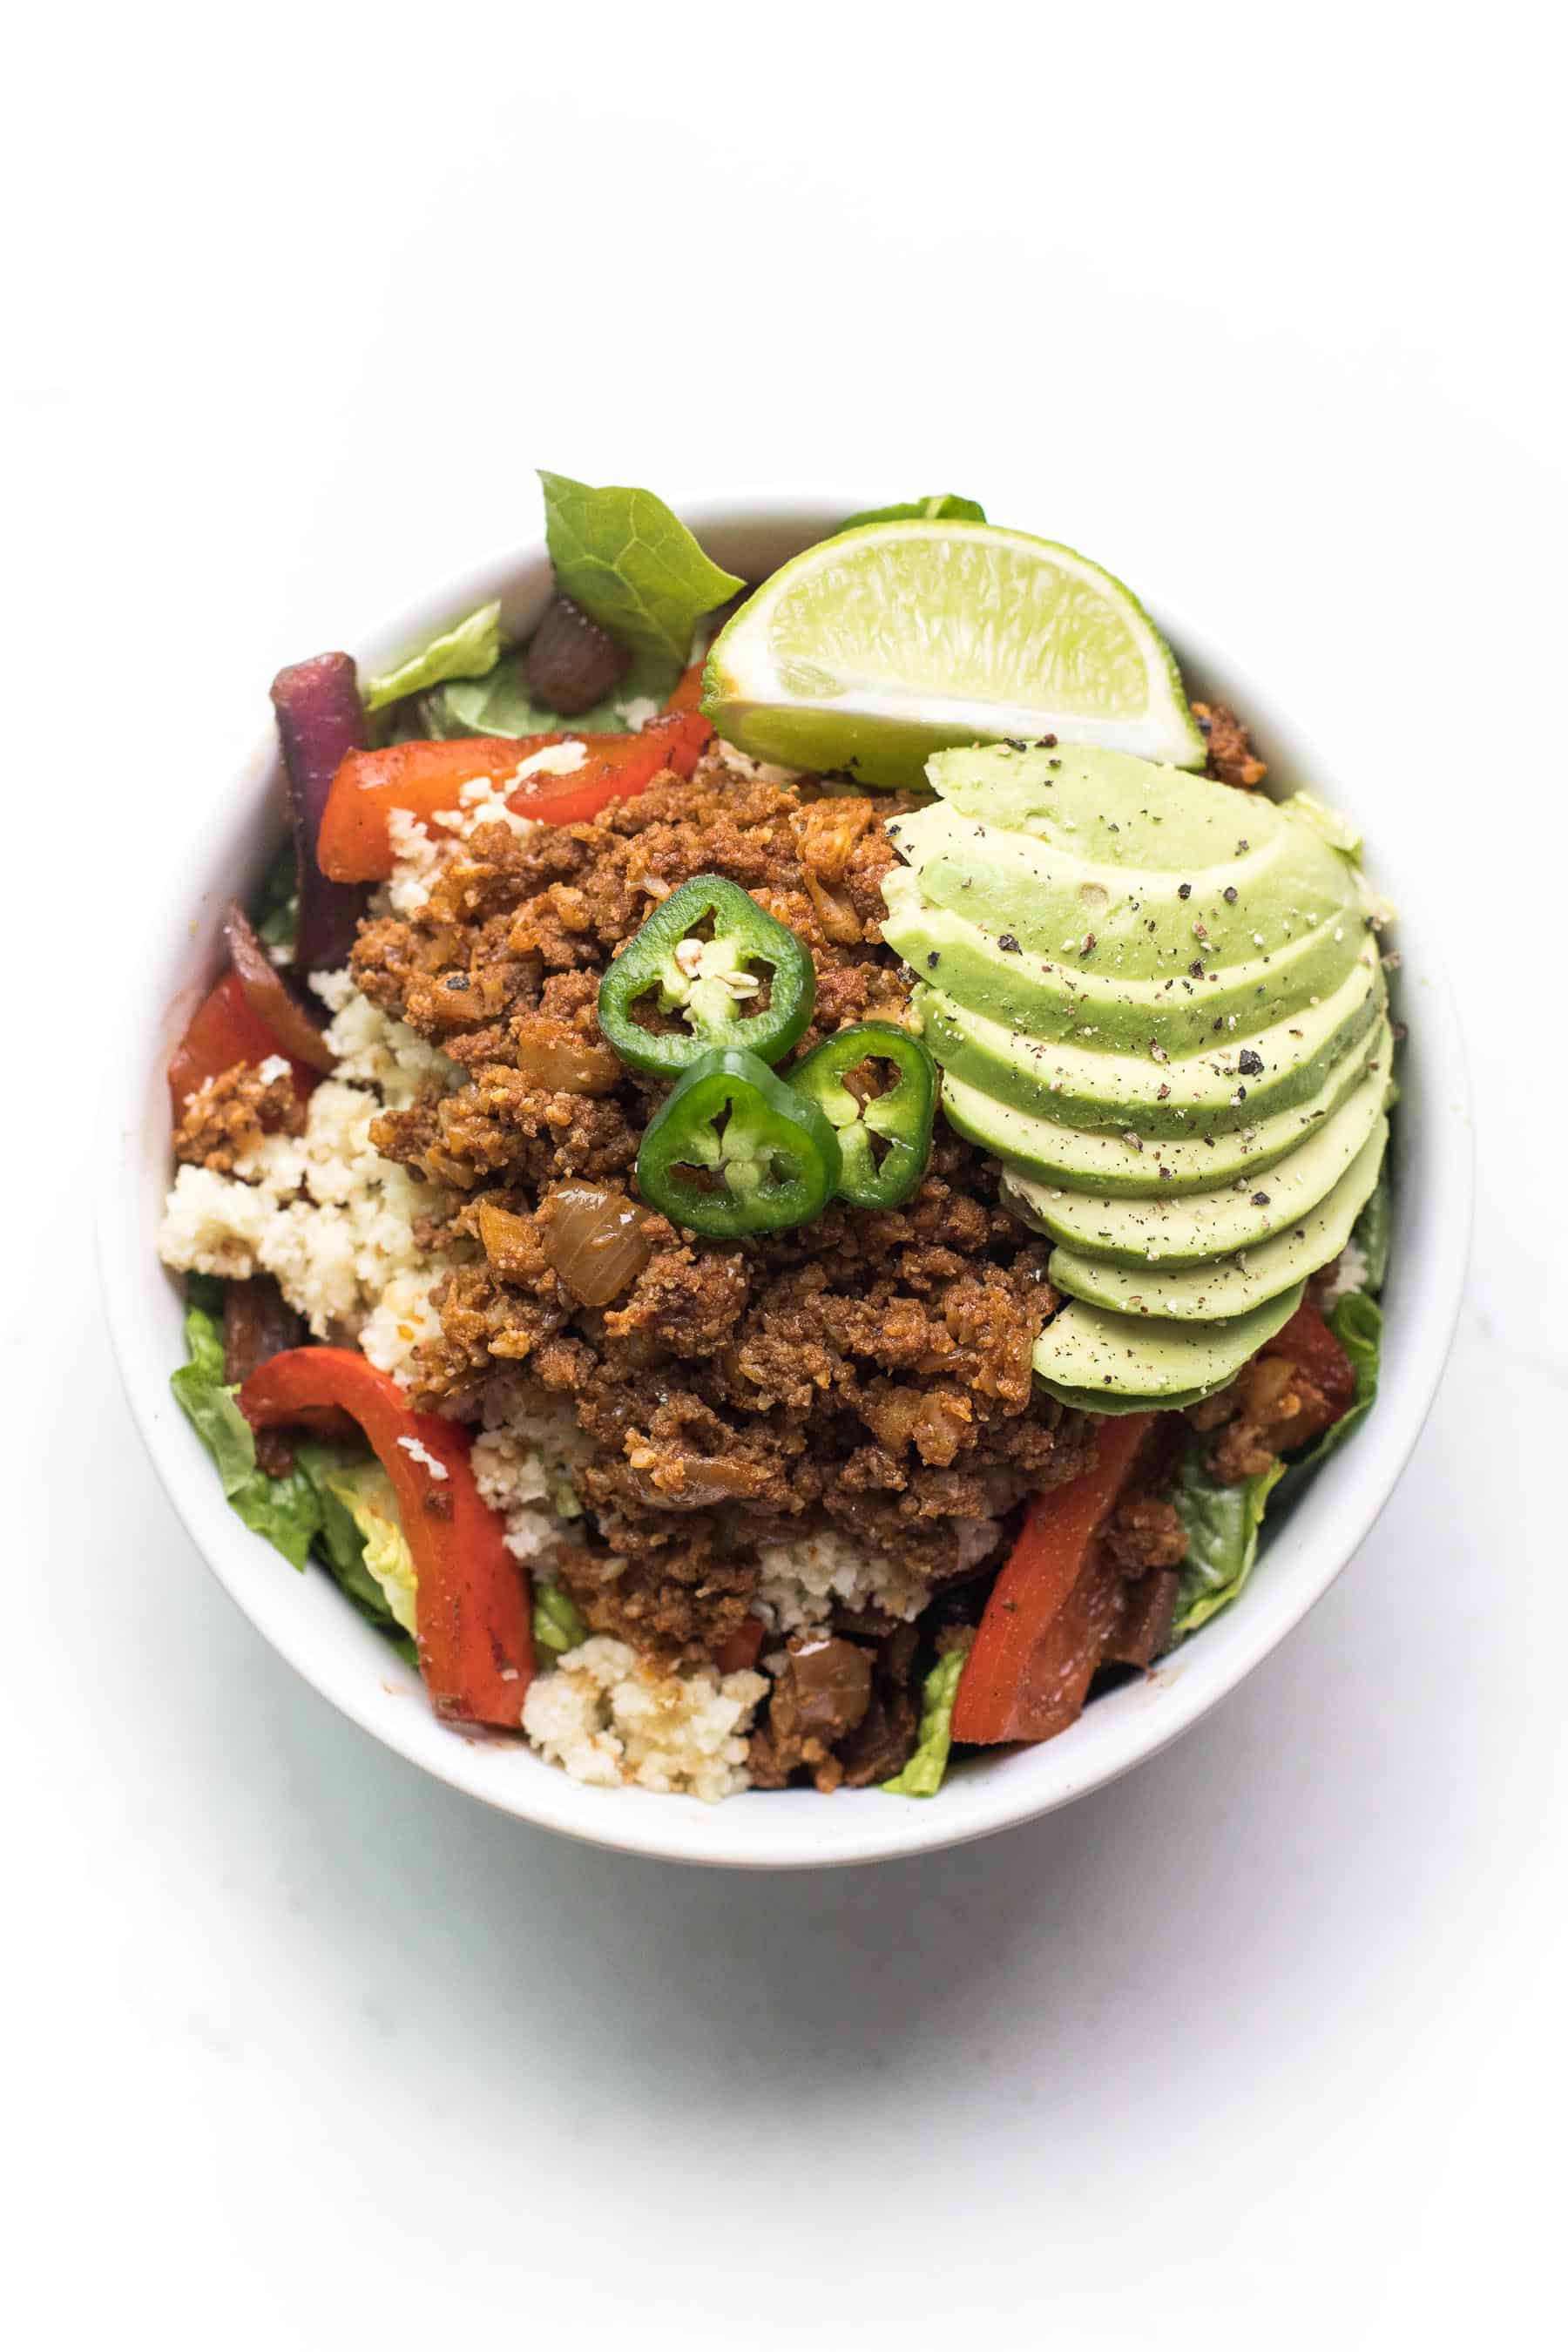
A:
[524, 596, 632, 716]
[537, 1183, 651, 1307]
[221, 900, 336, 1073]
[512, 1010, 621, 1095]
[476, 1201, 541, 1285]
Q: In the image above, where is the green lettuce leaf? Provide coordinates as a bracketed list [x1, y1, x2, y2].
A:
[294, 1442, 420, 1664]
[882, 1639, 972, 1798]
[1294, 1294, 1382, 1472]
[313, 1456, 418, 1635]
[1171, 1446, 1285, 1637]
[429, 655, 639, 741]
[170, 1302, 322, 1571]
[1351, 1171, 1391, 1293]
[533, 1585, 588, 1657]
[841, 492, 986, 529]
[362, 600, 503, 713]
[1169, 1291, 1384, 1636]
[538, 470, 743, 698]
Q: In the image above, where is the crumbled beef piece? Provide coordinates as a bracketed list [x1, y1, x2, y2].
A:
[1189, 1351, 1339, 1482]
[1193, 700, 1268, 789]
[172, 1059, 304, 1173]
[553, 1529, 758, 1666]
[1103, 1496, 1189, 1572]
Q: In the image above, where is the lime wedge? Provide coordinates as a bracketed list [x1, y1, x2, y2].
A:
[702, 521, 1205, 785]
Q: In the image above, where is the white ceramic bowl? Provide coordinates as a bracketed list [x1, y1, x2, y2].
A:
[100, 497, 1473, 1870]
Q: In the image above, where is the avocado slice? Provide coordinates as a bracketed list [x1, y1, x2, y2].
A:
[999, 1055, 1390, 1263]
[887, 746, 1362, 977]
[1031, 1282, 1307, 1406]
[880, 861, 1367, 1058]
[1046, 1120, 1388, 1320]
[915, 954, 1383, 1138]
[941, 1015, 1389, 1197]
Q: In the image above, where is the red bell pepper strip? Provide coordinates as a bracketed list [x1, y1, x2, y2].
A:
[951, 1416, 1157, 1747]
[319, 709, 715, 882]
[318, 735, 567, 881]
[662, 659, 707, 715]
[509, 708, 713, 826]
[713, 1616, 767, 1675]
[168, 971, 320, 1119]
[1267, 1299, 1357, 1419]
[240, 1348, 534, 1727]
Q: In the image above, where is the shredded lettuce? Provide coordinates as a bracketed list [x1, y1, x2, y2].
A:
[882, 1640, 972, 1797]
[533, 1585, 588, 1657]
[538, 470, 743, 699]
[170, 1301, 323, 1571]
[362, 600, 503, 713]
[841, 493, 986, 529]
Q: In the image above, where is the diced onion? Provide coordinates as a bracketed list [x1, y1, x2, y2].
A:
[537, 1184, 652, 1307]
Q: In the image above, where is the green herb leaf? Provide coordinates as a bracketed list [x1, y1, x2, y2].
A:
[1170, 1444, 1285, 1637]
[533, 1585, 589, 1657]
[538, 470, 743, 698]
[362, 601, 504, 713]
[882, 1639, 972, 1797]
[841, 493, 987, 530]
[170, 1302, 323, 1571]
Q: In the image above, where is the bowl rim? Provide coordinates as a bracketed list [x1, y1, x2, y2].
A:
[98, 492, 1474, 1870]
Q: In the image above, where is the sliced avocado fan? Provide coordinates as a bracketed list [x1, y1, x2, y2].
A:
[882, 740, 1396, 1398]
[1045, 1119, 1388, 1320]
[1032, 1283, 1308, 1409]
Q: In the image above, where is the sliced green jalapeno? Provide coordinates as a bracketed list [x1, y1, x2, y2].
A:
[598, 874, 816, 1078]
[636, 1047, 841, 1238]
[787, 1021, 937, 1208]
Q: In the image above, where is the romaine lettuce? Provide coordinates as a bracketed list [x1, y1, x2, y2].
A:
[882, 1640, 972, 1797]
[293, 1443, 420, 1664]
[841, 493, 986, 529]
[314, 1456, 418, 1634]
[1170, 1447, 1285, 1637]
[538, 470, 743, 698]
[362, 601, 503, 713]
[429, 655, 638, 741]
[1294, 1294, 1382, 1471]
[170, 1302, 322, 1571]
[1170, 1291, 1384, 1635]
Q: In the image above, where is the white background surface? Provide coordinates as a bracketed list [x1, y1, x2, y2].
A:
[8, 5, 1565, 2344]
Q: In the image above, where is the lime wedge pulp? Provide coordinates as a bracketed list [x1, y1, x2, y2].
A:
[701, 519, 1205, 786]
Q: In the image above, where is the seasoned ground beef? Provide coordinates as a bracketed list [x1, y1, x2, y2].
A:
[1188, 1351, 1339, 1483]
[173, 1059, 304, 1173]
[1193, 700, 1268, 790]
[352, 750, 1098, 1660]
